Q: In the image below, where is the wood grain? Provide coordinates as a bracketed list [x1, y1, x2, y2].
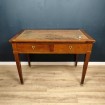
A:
[0, 65, 105, 104]
[9, 29, 95, 84]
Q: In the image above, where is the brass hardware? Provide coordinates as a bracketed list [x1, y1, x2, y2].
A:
[32, 46, 35, 50]
[69, 46, 72, 50]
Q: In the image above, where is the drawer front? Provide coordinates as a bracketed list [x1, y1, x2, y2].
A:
[54, 44, 88, 54]
[16, 43, 50, 53]
[16, 43, 88, 54]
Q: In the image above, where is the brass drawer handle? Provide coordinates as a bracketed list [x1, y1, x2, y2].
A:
[32, 46, 35, 50]
[69, 46, 72, 50]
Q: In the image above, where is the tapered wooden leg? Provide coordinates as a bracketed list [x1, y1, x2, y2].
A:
[81, 52, 91, 84]
[75, 54, 79, 67]
[27, 54, 31, 67]
[14, 53, 24, 84]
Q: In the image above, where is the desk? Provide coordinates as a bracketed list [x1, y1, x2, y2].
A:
[9, 29, 95, 84]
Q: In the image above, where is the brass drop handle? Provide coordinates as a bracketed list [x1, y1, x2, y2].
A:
[69, 46, 72, 50]
[32, 46, 35, 50]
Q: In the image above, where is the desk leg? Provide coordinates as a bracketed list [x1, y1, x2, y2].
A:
[14, 53, 24, 84]
[75, 54, 79, 67]
[81, 52, 91, 84]
[27, 54, 31, 67]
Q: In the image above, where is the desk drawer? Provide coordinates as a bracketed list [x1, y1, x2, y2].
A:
[16, 43, 50, 53]
[54, 44, 88, 54]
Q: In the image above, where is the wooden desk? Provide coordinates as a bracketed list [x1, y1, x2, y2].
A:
[9, 29, 95, 84]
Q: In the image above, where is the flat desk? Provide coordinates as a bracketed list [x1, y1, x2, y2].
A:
[9, 29, 95, 84]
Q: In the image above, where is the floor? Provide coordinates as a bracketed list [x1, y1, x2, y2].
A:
[0, 65, 105, 105]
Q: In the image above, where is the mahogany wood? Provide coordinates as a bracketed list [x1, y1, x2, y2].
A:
[9, 29, 95, 84]
[81, 52, 91, 84]
[75, 54, 79, 67]
[27, 54, 31, 67]
[14, 53, 24, 84]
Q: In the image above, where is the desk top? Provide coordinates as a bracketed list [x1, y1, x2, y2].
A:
[9, 29, 95, 43]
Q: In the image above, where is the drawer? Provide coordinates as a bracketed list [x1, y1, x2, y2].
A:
[16, 43, 50, 53]
[54, 44, 88, 54]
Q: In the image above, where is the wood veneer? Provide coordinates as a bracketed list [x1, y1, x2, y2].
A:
[9, 29, 95, 84]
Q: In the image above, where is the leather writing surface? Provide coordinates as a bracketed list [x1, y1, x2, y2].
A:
[14, 30, 88, 41]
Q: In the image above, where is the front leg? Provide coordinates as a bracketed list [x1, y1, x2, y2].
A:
[14, 53, 24, 84]
[81, 52, 91, 84]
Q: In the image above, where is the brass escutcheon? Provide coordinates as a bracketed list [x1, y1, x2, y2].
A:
[69, 46, 72, 50]
[32, 46, 35, 50]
